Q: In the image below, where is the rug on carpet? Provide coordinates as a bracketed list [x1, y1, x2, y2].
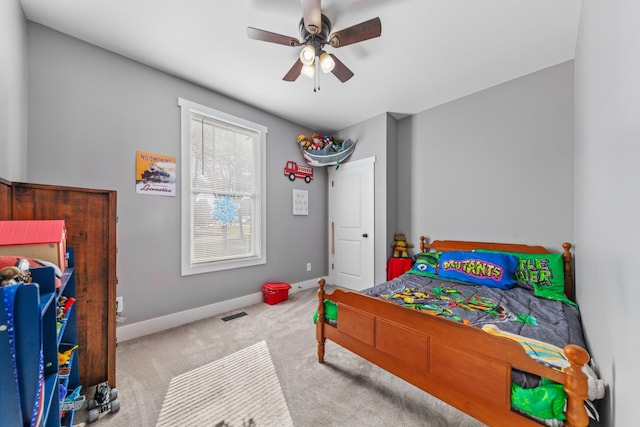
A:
[156, 341, 294, 427]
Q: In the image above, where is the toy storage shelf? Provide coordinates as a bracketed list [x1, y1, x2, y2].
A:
[0, 249, 80, 427]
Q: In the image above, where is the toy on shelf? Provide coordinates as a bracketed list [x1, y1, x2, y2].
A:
[57, 296, 75, 320]
[58, 345, 79, 366]
[0, 257, 36, 286]
[296, 133, 357, 167]
[0, 266, 21, 286]
[60, 385, 85, 414]
[391, 233, 413, 258]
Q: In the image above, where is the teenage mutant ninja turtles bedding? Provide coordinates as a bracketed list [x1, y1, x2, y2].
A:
[362, 272, 585, 379]
[316, 265, 602, 423]
[358, 269, 597, 423]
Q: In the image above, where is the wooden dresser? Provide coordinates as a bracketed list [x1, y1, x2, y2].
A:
[0, 178, 117, 388]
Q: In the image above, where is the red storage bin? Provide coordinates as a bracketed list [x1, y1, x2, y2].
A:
[387, 257, 414, 281]
[262, 282, 291, 305]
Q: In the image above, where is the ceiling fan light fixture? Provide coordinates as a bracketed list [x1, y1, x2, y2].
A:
[319, 51, 335, 73]
[248, 5, 382, 87]
[300, 63, 315, 79]
[299, 45, 316, 66]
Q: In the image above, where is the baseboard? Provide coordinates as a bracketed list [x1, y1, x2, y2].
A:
[116, 277, 326, 343]
[290, 277, 324, 292]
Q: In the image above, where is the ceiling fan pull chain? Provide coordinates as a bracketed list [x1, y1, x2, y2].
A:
[315, 56, 320, 91]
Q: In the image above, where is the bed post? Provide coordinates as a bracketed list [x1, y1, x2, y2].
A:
[562, 242, 574, 302]
[419, 236, 427, 252]
[563, 344, 590, 427]
[316, 278, 326, 363]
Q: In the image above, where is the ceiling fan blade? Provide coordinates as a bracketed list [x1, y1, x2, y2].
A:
[329, 17, 382, 48]
[329, 54, 354, 82]
[301, 0, 322, 34]
[283, 59, 303, 82]
[247, 27, 301, 47]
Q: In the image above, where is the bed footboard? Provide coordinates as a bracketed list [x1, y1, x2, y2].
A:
[316, 278, 590, 427]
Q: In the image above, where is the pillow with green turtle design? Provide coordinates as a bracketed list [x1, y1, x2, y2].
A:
[407, 252, 440, 277]
[477, 249, 575, 306]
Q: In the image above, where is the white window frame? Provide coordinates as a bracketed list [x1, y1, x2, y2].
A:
[179, 98, 267, 275]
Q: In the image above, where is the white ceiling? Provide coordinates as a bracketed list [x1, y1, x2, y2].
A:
[19, 0, 582, 133]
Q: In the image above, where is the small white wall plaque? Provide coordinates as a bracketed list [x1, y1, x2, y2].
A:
[292, 189, 309, 215]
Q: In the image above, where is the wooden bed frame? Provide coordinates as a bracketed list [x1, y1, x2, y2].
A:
[316, 237, 590, 427]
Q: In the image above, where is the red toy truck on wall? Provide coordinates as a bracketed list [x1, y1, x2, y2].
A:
[284, 161, 313, 183]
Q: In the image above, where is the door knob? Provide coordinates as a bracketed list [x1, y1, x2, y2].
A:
[362, 233, 368, 238]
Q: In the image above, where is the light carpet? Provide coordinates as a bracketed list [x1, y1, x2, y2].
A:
[156, 340, 293, 427]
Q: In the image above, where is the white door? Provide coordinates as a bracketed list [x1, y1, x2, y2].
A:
[328, 157, 375, 291]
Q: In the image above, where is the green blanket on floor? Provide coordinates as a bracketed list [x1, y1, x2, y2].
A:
[313, 299, 337, 324]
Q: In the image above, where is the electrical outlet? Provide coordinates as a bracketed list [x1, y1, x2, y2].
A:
[116, 296, 124, 313]
[306, 262, 311, 272]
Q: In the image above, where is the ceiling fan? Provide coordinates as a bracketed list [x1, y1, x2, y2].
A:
[247, 0, 382, 90]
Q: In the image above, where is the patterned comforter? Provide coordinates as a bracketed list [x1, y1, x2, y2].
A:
[360, 271, 586, 388]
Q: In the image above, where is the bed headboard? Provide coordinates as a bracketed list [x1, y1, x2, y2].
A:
[418, 236, 575, 302]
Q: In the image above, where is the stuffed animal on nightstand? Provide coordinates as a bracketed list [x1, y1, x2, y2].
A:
[391, 233, 413, 258]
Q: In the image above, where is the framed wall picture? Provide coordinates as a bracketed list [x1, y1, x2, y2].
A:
[135, 151, 176, 196]
[292, 189, 308, 215]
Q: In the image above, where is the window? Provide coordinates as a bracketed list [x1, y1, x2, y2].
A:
[179, 98, 267, 275]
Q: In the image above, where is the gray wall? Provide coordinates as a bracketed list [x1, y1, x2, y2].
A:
[26, 22, 327, 324]
[335, 113, 399, 284]
[574, 2, 640, 426]
[397, 61, 575, 252]
[385, 114, 399, 265]
[0, 0, 28, 181]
